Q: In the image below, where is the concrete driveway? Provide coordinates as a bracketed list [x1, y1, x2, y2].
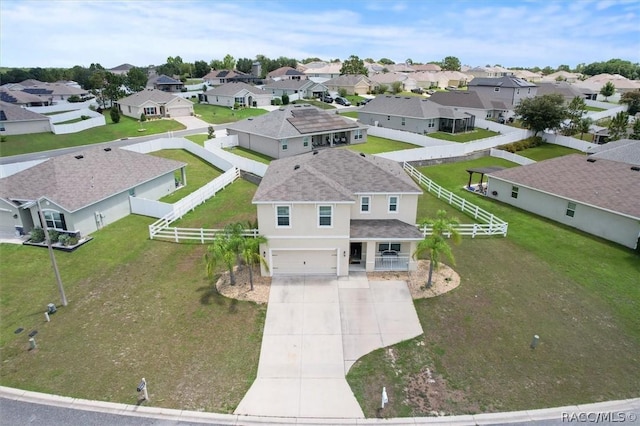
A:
[234, 272, 423, 418]
[172, 115, 210, 130]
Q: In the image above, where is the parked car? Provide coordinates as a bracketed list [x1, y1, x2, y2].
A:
[410, 88, 424, 94]
[426, 89, 436, 95]
[322, 94, 333, 103]
[335, 96, 351, 106]
[445, 86, 458, 91]
[357, 98, 371, 106]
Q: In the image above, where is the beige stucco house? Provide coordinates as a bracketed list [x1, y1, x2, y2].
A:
[115, 89, 194, 119]
[253, 149, 424, 276]
[323, 74, 373, 95]
[199, 82, 272, 108]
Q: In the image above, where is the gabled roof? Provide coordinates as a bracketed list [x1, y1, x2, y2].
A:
[203, 69, 250, 80]
[428, 91, 509, 110]
[489, 154, 640, 218]
[369, 72, 408, 85]
[469, 76, 537, 88]
[324, 74, 372, 87]
[117, 89, 192, 107]
[0, 88, 46, 104]
[359, 95, 469, 120]
[0, 100, 50, 122]
[253, 149, 422, 203]
[267, 66, 305, 78]
[109, 63, 135, 72]
[154, 74, 182, 85]
[412, 64, 442, 72]
[203, 82, 268, 97]
[0, 147, 186, 213]
[21, 83, 88, 96]
[19, 79, 45, 87]
[263, 80, 316, 90]
[588, 139, 640, 166]
[535, 82, 590, 99]
[227, 104, 360, 139]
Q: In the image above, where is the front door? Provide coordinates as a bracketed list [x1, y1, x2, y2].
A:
[350, 242, 362, 264]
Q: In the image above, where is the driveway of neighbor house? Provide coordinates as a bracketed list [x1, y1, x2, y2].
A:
[234, 272, 423, 418]
[171, 115, 210, 130]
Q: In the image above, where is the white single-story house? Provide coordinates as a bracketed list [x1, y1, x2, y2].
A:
[0, 147, 186, 239]
[199, 82, 272, 108]
[0, 100, 52, 135]
[253, 149, 424, 276]
[115, 89, 194, 119]
[226, 104, 368, 159]
[358, 95, 476, 135]
[487, 153, 640, 249]
[262, 80, 328, 99]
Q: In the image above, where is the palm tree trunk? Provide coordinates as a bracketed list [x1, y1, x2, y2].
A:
[229, 267, 236, 285]
[248, 264, 254, 291]
[427, 261, 434, 289]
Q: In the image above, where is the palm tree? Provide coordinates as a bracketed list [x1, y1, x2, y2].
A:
[413, 210, 461, 288]
[240, 235, 268, 291]
[205, 233, 238, 285]
[577, 117, 593, 140]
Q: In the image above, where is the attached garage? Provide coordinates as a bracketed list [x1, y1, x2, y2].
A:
[167, 106, 192, 117]
[271, 249, 338, 275]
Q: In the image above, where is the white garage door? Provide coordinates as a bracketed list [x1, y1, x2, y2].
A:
[272, 250, 337, 275]
[168, 107, 192, 117]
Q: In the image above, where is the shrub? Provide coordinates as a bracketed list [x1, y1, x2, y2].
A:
[338, 88, 347, 98]
[140, 113, 147, 122]
[58, 234, 70, 246]
[233, 102, 240, 110]
[110, 107, 120, 123]
[30, 227, 45, 243]
[0, 136, 7, 143]
[281, 94, 289, 105]
[80, 115, 90, 120]
[48, 229, 60, 242]
[68, 95, 81, 103]
[68, 236, 79, 246]
[207, 125, 216, 139]
[272, 98, 282, 106]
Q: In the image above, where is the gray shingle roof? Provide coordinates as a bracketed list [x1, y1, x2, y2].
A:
[588, 139, 640, 166]
[0, 101, 49, 122]
[0, 88, 50, 104]
[0, 147, 186, 212]
[253, 149, 422, 203]
[350, 219, 424, 240]
[489, 154, 640, 218]
[535, 82, 587, 99]
[429, 91, 509, 110]
[323, 74, 372, 86]
[469, 76, 537, 88]
[203, 82, 267, 96]
[359, 95, 469, 120]
[154, 74, 182, 84]
[227, 105, 361, 139]
[116, 89, 190, 107]
[263, 80, 312, 90]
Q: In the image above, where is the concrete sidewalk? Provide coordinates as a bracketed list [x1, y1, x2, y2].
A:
[234, 273, 423, 418]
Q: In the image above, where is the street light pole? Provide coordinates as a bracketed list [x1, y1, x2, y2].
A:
[36, 198, 68, 307]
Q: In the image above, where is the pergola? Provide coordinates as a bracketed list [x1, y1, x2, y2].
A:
[466, 166, 506, 192]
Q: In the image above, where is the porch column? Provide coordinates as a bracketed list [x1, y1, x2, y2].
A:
[365, 242, 376, 272]
[180, 167, 187, 186]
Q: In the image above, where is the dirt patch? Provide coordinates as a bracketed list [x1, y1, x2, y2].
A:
[368, 260, 461, 299]
[216, 266, 271, 304]
[404, 365, 474, 416]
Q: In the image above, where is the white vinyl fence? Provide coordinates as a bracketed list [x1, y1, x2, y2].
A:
[489, 148, 536, 165]
[204, 145, 268, 177]
[403, 162, 508, 237]
[585, 104, 627, 122]
[26, 100, 95, 114]
[204, 134, 239, 149]
[50, 109, 106, 135]
[0, 159, 47, 178]
[367, 126, 455, 147]
[542, 132, 598, 152]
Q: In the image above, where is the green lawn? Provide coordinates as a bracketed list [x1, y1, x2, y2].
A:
[224, 146, 272, 164]
[585, 105, 606, 112]
[184, 134, 209, 146]
[193, 104, 268, 125]
[292, 99, 335, 110]
[428, 128, 500, 142]
[0, 179, 263, 413]
[516, 143, 580, 161]
[0, 113, 185, 157]
[340, 111, 359, 119]
[347, 155, 640, 417]
[343, 135, 420, 154]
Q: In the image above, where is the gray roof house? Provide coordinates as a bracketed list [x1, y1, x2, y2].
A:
[0, 147, 186, 239]
[199, 82, 273, 108]
[468, 76, 538, 108]
[535, 81, 597, 102]
[0, 88, 51, 107]
[108, 63, 136, 75]
[115, 89, 194, 119]
[262, 80, 328, 99]
[428, 90, 511, 121]
[358, 95, 476, 135]
[266, 66, 307, 81]
[148, 74, 185, 92]
[252, 148, 424, 276]
[0, 100, 52, 135]
[323, 74, 373, 95]
[226, 104, 368, 159]
[587, 139, 640, 166]
[487, 154, 640, 249]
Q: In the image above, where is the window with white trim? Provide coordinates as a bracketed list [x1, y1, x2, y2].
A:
[426, 118, 435, 128]
[494, 87, 500, 92]
[276, 206, 290, 227]
[360, 196, 370, 213]
[44, 210, 67, 230]
[354, 129, 363, 140]
[401, 117, 406, 126]
[388, 196, 398, 213]
[378, 243, 401, 252]
[281, 139, 288, 150]
[143, 107, 157, 115]
[318, 205, 332, 227]
[303, 137, 309, 147]
[566, 202, 576, 217]
[511, 186, 519, 199]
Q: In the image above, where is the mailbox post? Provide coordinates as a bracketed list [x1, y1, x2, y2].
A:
[137, 378, 149, 401]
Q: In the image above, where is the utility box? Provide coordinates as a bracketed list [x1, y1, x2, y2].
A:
[47, 303, 57, 314]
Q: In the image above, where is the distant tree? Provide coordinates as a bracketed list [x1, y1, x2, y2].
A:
[557, 64, 571, 72]
[103, 72, 125, 105]
[236, 57, 254, 73]
[193, 60, 210, 78]
[281, 93, 289, 105]
[600, 81, 616, 101]
[222, 54, 235, 70]
[630, 119, 640, 140]
[340, 55, 368, 76]
[378, 58, 394, 65]
[620, 90, 640, 116]
[607, 111, 629, 141]
[582, 58, 640, 80]
[209, 59, 224, 70]
[555, 76, 566, 82]
[405, 58, 413, 65]
[208, 125, 216, 139]
[441, 56, 461, 71]
[381, 67, 389, 74]
[363, 58, 375, 64]
[541, 66, 554, 75]
[514, 93, 567, 136]
[125, 67, 148, 92]
[563, 96, 587, 135]
[413, 210, 461, 289]
[0, 68, 31, 84]
[390, 81, 403, 94]
[109, 107, 120, 123]
[301, 57, 322, 64]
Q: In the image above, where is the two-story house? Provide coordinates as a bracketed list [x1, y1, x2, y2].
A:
[252, 149, 424, 276]
[468, 76, 537, 108]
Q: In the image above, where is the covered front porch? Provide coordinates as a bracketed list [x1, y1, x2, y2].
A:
[348, 219, 423, 273]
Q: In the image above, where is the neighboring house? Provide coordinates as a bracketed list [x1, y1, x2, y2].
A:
[369, 72, 409, 91]
[252, 148, 424, 276]
[301, 62, 343, 83]
[262, 80, 328, 99]
[535, 81, 597, 102]
[0, 146, 186, 239]
[468, 76, 538, 108]
[115, 89, 194, 119]
[199, 82, 272, 108]
[487, 154, 640, 249]
[466, 66, 514, 79]
[412, 71, 440, 89]
[358, 95, 476, 135]
[16, 82, 90, 103]
[433, 71, 472, 89]
[148, 74, 185, 92]
[108, 63, 136, 75]
[573, 74, 640, 101]
[323, 74, 373, 95]
[266, 66, 307, 81]
[428, 91, 511, 120]
[540, 71, 582, 83]
[0, 88, 51, 107]
[412, 63, 442, 73]
[226, 104, 368, 159]
[202, 69, 261, 86]
[0, 100, 52, 135]
[511, 69, 543, 82]
[588, 139, 640, 165]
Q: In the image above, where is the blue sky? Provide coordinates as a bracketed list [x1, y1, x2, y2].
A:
[1, 0, 639, 69]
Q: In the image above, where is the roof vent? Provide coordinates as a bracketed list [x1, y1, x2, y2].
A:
[294, 165, 300, 170]
[74, 155, 84, 159]
[587, 158, 596, 163]
[103, 147, 112, 152]
[313, 150, 318, 155]
[631, 166, 640, 171]
[359, 152, 366, 157]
